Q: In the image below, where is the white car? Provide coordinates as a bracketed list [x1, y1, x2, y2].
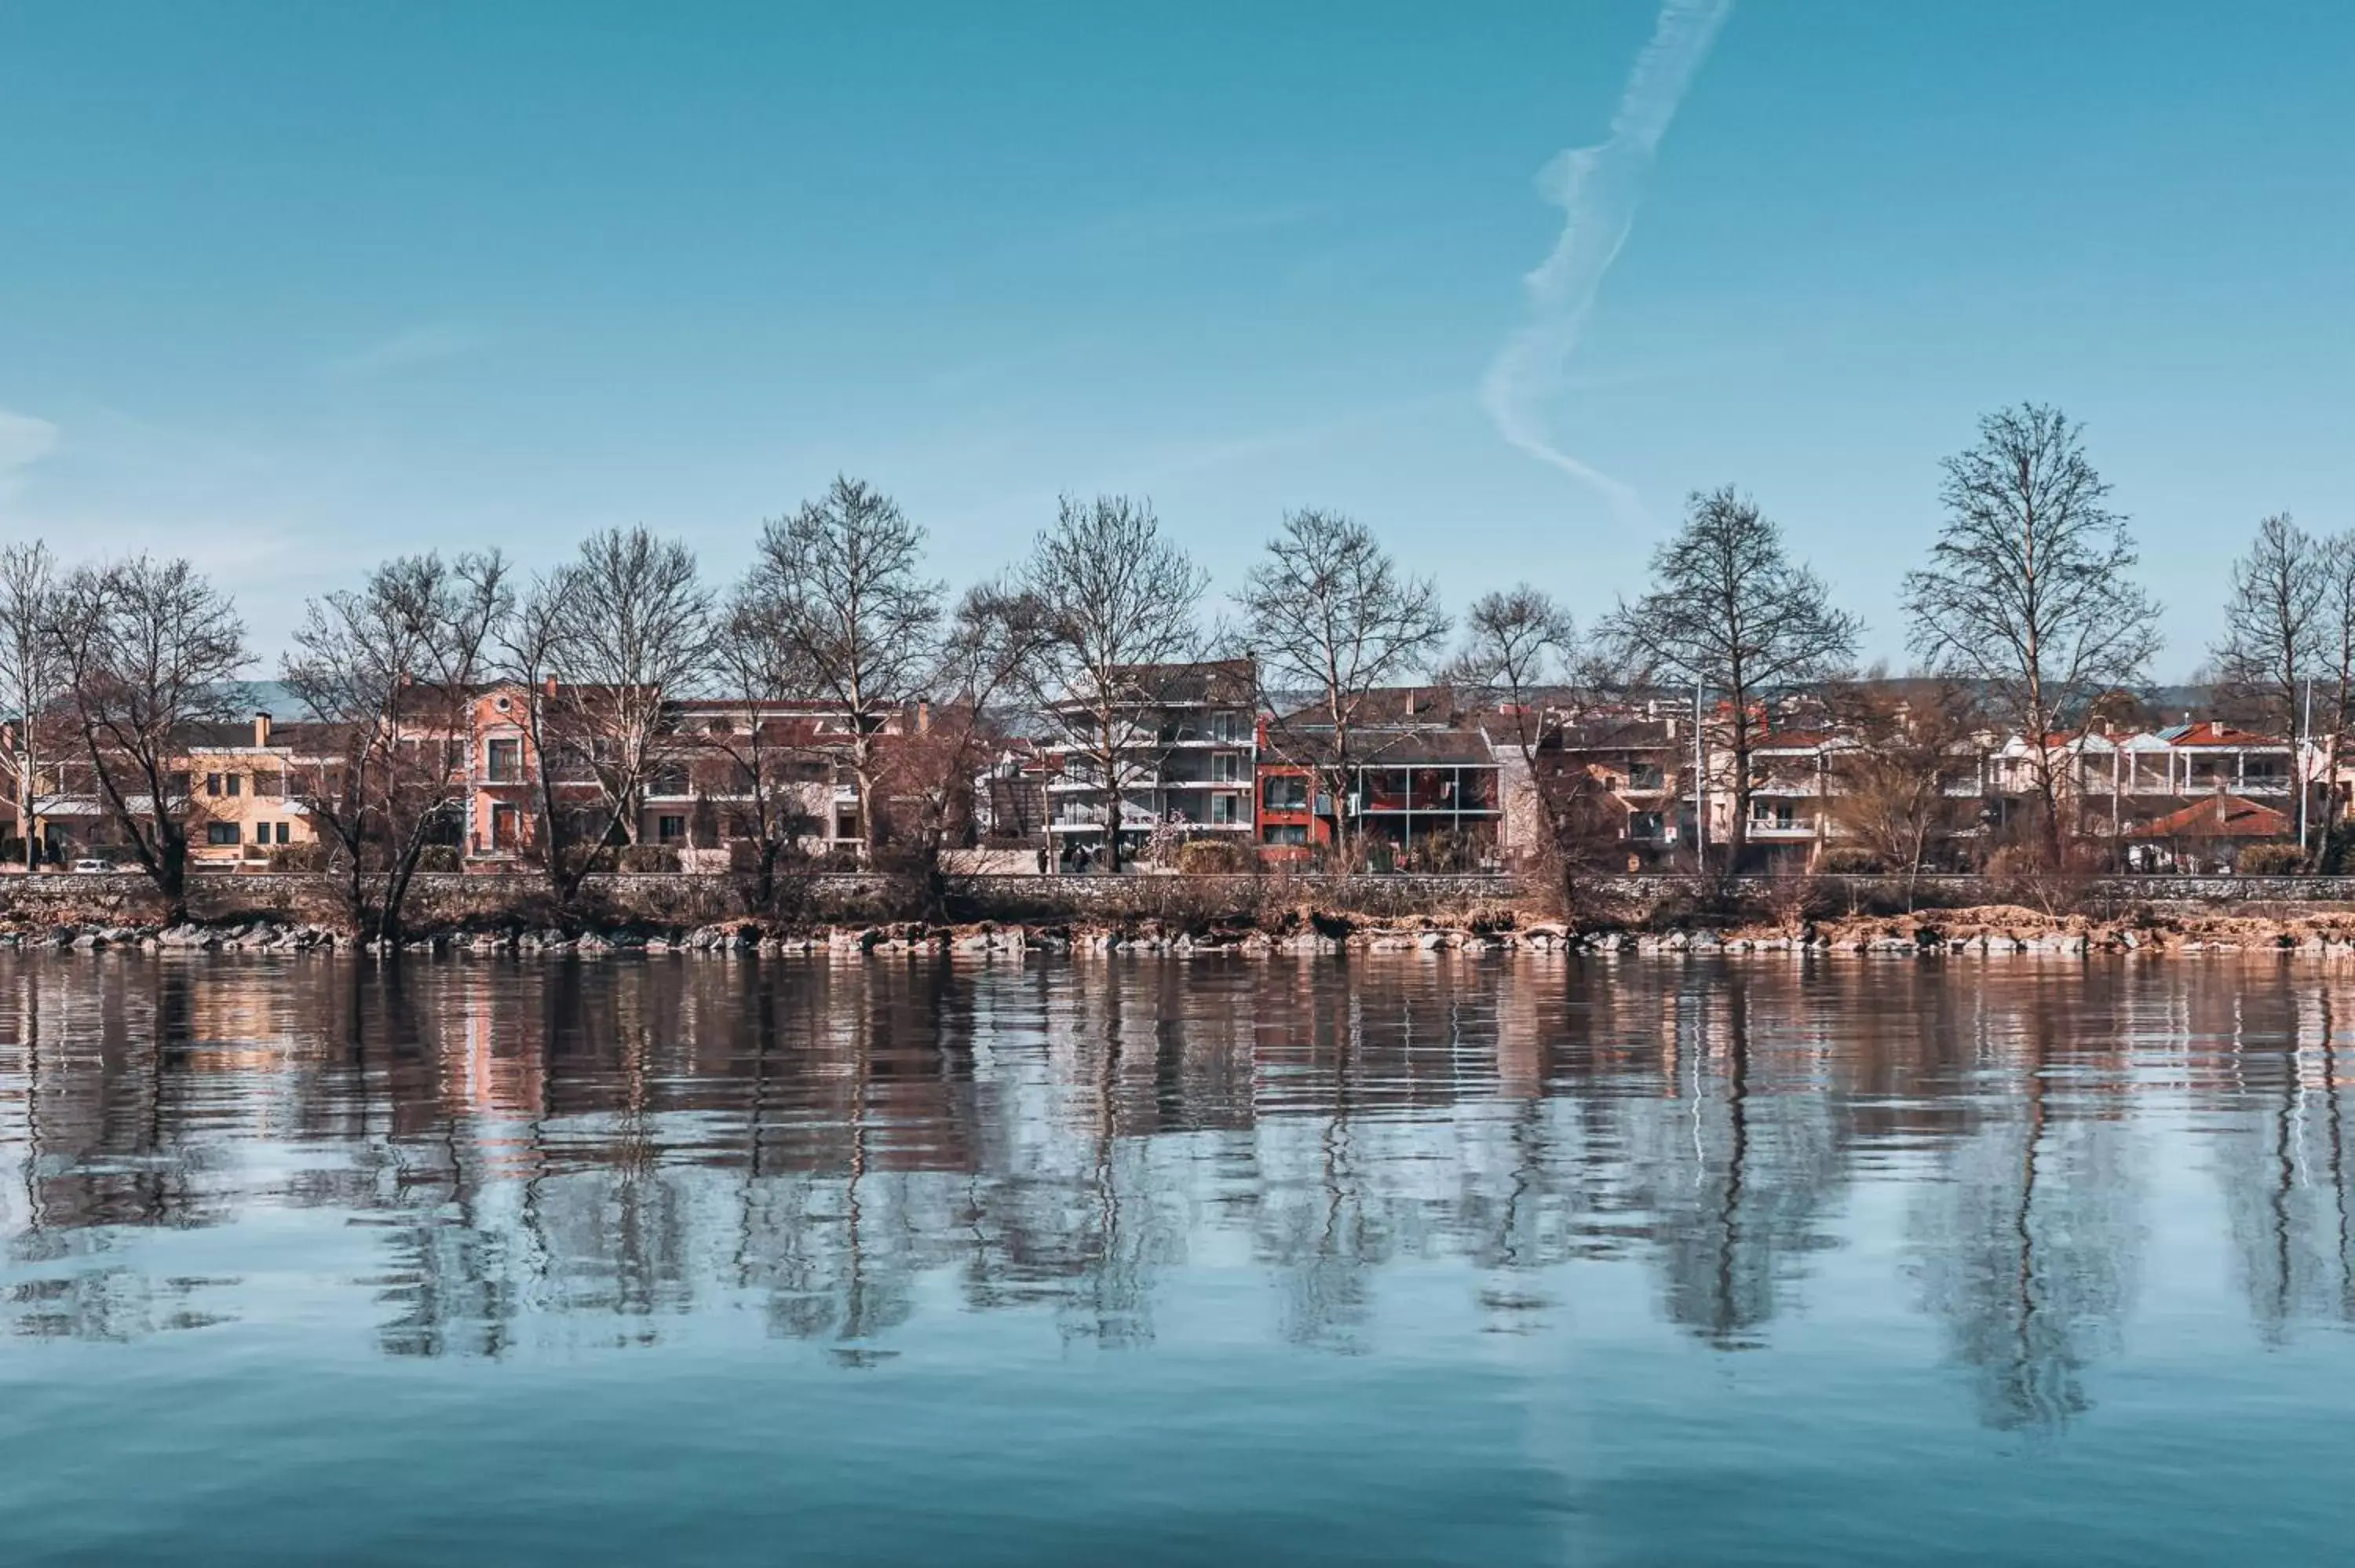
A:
[68, 859, 115, 875]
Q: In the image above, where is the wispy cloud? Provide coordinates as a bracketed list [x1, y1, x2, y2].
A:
[327, 323, 486, 378]
[0, 408, 60, 501]
[1480, 0, 1733, 520]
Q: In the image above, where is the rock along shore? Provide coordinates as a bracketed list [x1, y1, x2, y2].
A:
[14, 903, 2355, 958]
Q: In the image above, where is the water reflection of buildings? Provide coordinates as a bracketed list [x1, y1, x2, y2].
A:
[0, 954, 2349, 1424]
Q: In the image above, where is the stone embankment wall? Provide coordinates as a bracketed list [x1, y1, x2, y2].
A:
[12, 870, 2355, 956]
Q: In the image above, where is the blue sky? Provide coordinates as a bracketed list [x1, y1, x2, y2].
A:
[3, 2, 2352, 675]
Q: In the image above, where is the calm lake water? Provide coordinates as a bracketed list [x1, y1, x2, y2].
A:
[1, 954, 2350, 1566]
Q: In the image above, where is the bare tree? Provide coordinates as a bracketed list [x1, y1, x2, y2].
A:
[2310, 533, 2355, 859]
[706, 587, 827, 911]
[498, 565, 594, 900]
[1824, 684, 1981, 906]
[1238, 509, 1449, 869]
[744, 477, 941, 856]
[885, 582, 1055, 914]
[1605, 487, 1860, 873]
[0, 542, 60, 870]
[283, 551, 512, 943]
[44, 556, 248, 915]
[546, 527, 714, 861]
[1019, 494, 1207, 873]
[1904, 406, 2160, 870]
[1446, 585, 1614, 906]
[2213, 514, 2322, 741]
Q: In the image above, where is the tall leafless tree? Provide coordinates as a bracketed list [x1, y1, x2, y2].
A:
[744, 477, 942, 856]
[2309, 533, 2355, 857]
[0, 542, 61, 870]
[545, 526, 714, 859]
[1606, 487, 1860, 873]
[1238, 509, 1449, 869]
[1446, 585, 1615, 906]
[706, 587, 827, 910]
[1019, 494, 1207, 873]
[1904, 405, 2160, 870]
[43, 556, 248, 916]
[888, 582, 1055, 914]
[283, 550, 512, 943]
[499, 564, 593, 899]
[2213, 514, 2323, 741]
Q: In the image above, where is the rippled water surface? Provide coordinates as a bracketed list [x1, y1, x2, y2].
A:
[2, 953, 2352, 1565]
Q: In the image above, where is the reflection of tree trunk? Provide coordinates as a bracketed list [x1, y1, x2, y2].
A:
[2328, 1014, 2352, 1321]
[20, 969, 43, 1234]
[2273, 1029, 2298, 1329]
[842, 1008, 872, 1345]
[1712, 984, 1750, 1344]
[2011, 1025, 2048, 1396]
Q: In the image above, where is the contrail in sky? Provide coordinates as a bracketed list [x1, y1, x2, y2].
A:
[1480, 0, 1734, 520]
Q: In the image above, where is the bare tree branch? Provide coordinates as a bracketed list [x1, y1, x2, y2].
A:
[1238, 509, 1449, 867]
[1606, 487, 1860, 871]
[1904, 404, 2160, 868]
[1018, 494, 1207, 873]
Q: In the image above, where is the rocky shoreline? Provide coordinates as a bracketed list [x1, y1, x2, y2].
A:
[13, 903, 2355, 957]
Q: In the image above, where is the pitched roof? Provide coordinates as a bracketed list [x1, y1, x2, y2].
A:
[1280, 685, 1461, 727]
[1108, 658, 1256, 705]
[2128, 793, 2291, 840]
[2156, 720, 2287, 748]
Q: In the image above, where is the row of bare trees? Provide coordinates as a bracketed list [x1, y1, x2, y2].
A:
[16, 396, 2328, 927]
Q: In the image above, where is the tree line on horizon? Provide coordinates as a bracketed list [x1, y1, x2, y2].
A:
[0, 399, 2344, 935]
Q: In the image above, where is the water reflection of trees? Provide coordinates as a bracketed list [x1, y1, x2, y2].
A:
[0, 951, 2346, 1418]
[1905, 967, 2141, 1431]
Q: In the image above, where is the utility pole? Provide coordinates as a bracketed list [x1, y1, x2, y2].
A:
[2299, 675, 2315, 859]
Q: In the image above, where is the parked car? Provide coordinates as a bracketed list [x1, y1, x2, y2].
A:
[68, 858, 115, 875]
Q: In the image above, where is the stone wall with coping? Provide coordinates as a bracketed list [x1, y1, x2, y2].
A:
[9, 868, 2355, 935]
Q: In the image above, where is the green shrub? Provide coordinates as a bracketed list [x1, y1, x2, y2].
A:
[1815, 847, 1884, 875]
[414, 844, 462, 873]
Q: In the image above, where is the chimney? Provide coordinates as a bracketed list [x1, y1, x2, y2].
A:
[545, 676, 559, 698]
[253, 711, 272, 748]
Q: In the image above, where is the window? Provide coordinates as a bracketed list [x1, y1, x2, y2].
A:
[254, 771, 283, 797]
[1628, 763, 1664, 791]
[1212, 752, 1238, 782]
[1211, 793, 1235, 825]
[206, 773, 224, 797]
[225, 773, 242, 797]
[834, 811, 859, 841]
[658, 815, 687, 844]
[487, 738, 522, 782]
[276, 822, 290, 845]
[1214, 711, 1240, 744]
[1264, 823, 1309, 846]
[1263, 775, 1308, 811]
[254, 822, 271, 844]
[206, 823, 239, 845]
[490, 804, 520, 848]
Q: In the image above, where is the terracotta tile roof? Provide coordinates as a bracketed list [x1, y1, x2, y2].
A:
[2128, 793, 2291, 840]
[2156, 720, 2287, 748]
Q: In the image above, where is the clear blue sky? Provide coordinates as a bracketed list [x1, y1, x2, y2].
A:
[3, 1, 2351, 675]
